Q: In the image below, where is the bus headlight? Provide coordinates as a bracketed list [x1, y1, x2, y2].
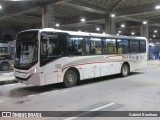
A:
[30, 68, 37, 75]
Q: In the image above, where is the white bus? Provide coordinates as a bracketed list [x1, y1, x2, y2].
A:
[14, 28, 147, 87]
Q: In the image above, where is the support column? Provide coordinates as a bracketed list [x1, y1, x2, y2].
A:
[105, 14, 116, 34]
[141, 24, 149, 39]
[42, 5, 55, 28]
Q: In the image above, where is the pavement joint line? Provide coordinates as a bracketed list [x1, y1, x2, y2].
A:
[63, 103, 115, 120]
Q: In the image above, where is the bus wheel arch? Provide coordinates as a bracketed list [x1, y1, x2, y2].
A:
[121, 62, 130, 77]
[0, 61, 10, 71]
[63, 67, 80, 88]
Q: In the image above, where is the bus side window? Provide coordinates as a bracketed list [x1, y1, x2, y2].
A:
[140, 40, 146, 53]
[67, 37, 83, 55]
[90, 38, 102, 55]
[105, 39, 116, 54]
[117, 39, 129, 54]
[130, 40, 140, 53]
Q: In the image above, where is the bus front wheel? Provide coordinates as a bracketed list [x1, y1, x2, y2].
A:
[63, 70, 77, 88]
[0, 62, 10, 71]
[121, 64, 129, 77]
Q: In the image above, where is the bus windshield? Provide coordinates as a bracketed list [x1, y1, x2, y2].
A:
[15, 31, 38, 69]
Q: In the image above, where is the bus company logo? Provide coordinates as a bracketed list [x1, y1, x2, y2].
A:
[2, 112, 11, 117]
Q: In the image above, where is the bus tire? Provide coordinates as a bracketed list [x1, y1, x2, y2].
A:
[121, 64, 129, 77]
[0, 62, 10, 71]
[63, 70, 77, 88]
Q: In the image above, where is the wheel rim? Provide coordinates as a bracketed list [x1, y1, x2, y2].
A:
[66, 73, 74, 85]
[1, 63, 8, 70]
[122, 66, 128, 76]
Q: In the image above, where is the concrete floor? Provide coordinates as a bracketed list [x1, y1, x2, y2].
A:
[0, 62, 160, 120]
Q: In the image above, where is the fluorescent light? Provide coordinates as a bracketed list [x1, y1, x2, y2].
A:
[118, 30, 121, 33]
[154, 30, 157, 33]
[121, 24, 125, 28]
[155, 5, 160, 9]
[96, 27, 100, 31]
[153, 35, 156, 38]
[103, 32, 106, 34]
[56, 23, 59, 27]
[10, 0, 22, 1]
[78, 30, 81, 32]
[0, 5, 2, 9]
[143, 21, 147, 24]
[117, 33, 120, 36]
[81, 18, 85, 22]
[111, 14, 115, 18]
[131, 32, 135, 35]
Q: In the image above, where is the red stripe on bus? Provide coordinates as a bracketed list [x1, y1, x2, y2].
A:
[62, 60, 124, 72]
[106, 54, 123, 58]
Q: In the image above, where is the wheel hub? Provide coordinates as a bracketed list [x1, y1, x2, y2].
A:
[66, 74, 74, 84]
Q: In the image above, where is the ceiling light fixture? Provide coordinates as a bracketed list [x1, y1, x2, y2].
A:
[131, 32, 135, 35]
[96, 27, 100, 31]
[10, 0, 23, 1]
[56, 23, 59, 27]
[155, 5, 160, 9]
[143, 21, 147, 25]
[0, 5, 2, 9]
[111, 14, 115, 18]
[118, 30, 121, 33]
[121, 24, 125, 28]
[154, 30, 157, 33]
[81, 18, 85, 22]
[153, 35, 156, 38]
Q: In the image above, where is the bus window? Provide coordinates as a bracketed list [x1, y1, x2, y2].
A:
[130, 40, 140, 53]
[41, 38, 48, 59]
[117, 39, 129, 54]
[90, 38, 102, 55]
[102, 39, 107, 54]
[48, 38, 61, 56]
[103, 39, 116, 54]
[140, 40, 146, 53]
[67, 37, 83, 55]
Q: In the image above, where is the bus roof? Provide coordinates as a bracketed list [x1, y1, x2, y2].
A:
[20, 28, 147, 40]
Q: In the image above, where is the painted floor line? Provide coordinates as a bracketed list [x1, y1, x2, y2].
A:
[38, 90, 60, 95]
[64, 103, 115, 120]
[26, 90, 60, 98]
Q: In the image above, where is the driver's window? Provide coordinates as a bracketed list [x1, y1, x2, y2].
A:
[48, 38, 60, 56]
[41, 39, 48, 58]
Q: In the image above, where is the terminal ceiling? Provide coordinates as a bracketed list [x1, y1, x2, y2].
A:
[0, 0, 160, 39]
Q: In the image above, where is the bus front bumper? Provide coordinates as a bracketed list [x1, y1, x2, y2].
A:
[15, 71, 43, 86]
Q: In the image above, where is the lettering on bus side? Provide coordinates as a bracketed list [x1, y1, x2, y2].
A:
[122, 55, 146, 60]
